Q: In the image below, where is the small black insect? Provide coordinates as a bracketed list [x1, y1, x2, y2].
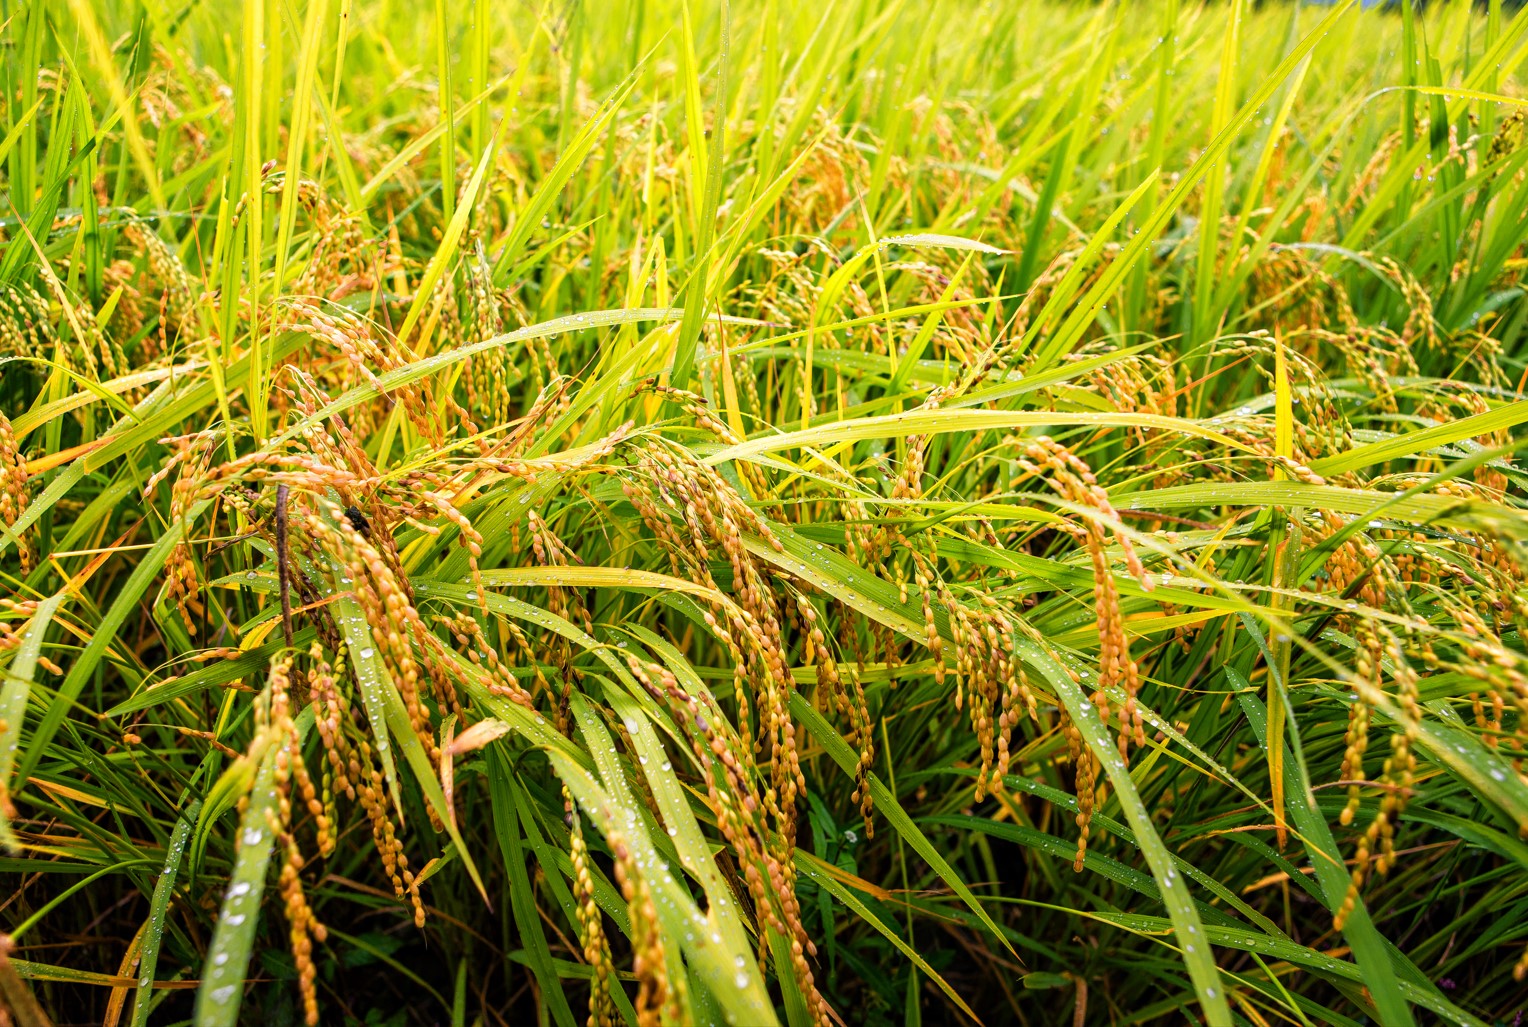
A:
[343, 506, 372, 538]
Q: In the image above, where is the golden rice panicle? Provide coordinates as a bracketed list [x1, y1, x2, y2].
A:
[352, 727, 426, 928]
[259, 655, 329, 1026]
[624, 655, 828, 1024]
[16, 266, 124, 380]
[278, 832, 326, 1026]
[334, 507, 441, 764]
[285, 371, 375, 492]
[120, 219, 197, 356]
[609, 833, 682, 1027]
[1416, 385, 1513, 495]
[527, 508, 592, 731]
[457, 239, 515, 426]
[1382, 257, 1439, 355]
[1338, 690, 1371, 830]
[911, 551, 945, 686]
[1245, 250, 1357, 341]
[73, 294, 124, 380]
[993, 612, 1043, 784]
[795, 592, 874, 831]
[1334, 324, 1420, 417]
[442, 611, 537, 710]
[502, 614, 556, 707]
[308, 645, 354, 809]
[273, 179, 372, 301]
[634, 378, 772, 499]
[1219, 335, 1355, 462]
[1444, 603, 1528, 758]
[427, 491, 488, 618]
[1075, 344, 1179, 429]
[1334, 622, 1423, 932]
[0, 283, 54, 362]
[1313, 512, 1391, 615]
[619, 439, 806, 839]
[154, 430, 220, 633]
[1010, 435, 1149, 757]
[570, 804, 616, 1027]
[1375, 632, 1422, 873]
[262, 551, 427, 929]
[1062, 703, 1099, 873]
[939, 587, 1013, 802]
[0, 413, 33, 574]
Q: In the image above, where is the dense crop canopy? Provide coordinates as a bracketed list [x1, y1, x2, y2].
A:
[2, 0, 1528, 1024]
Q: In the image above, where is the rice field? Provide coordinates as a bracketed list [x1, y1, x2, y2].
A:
[2, 0, 1528, 1024]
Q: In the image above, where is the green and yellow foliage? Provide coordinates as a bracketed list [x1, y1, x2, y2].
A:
[2, 0, 1528, 1024]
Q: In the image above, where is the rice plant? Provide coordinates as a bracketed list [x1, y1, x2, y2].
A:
[2, 0, 1528, 1024]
